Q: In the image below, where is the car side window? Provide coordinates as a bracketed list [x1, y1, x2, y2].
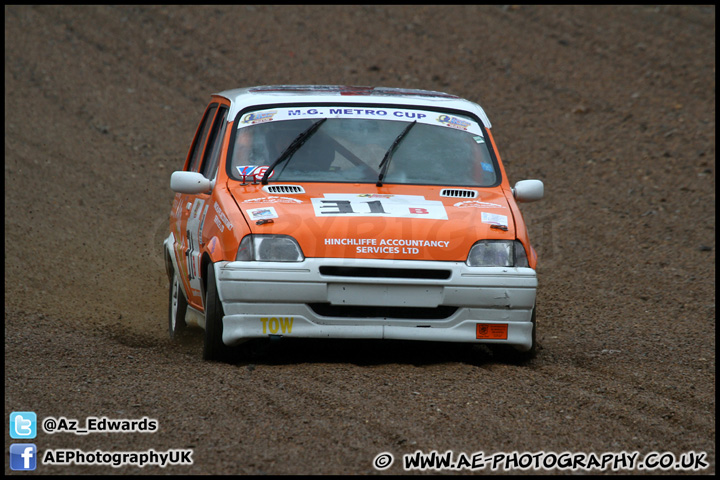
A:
[200, 106, 229, 180]
[186, 104, 218, 172]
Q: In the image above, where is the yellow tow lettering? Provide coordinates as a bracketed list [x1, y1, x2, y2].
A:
[269, 317, 279, 334]
[280, 317, 294, 334]
[260, 317, 294, 335]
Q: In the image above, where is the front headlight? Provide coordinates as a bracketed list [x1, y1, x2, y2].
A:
[466, 240, 529, 267]
[236, 235, 305, 262]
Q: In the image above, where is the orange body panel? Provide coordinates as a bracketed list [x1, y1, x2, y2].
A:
[228, 182, 515, 261]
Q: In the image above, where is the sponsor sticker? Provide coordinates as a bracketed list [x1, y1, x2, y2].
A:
[214, 202, 233, 230]
[241, 110, 278, 124]
[236, 165, 259, 176]
[454, 200, 506, 209]
[324, 237, 451, 256]
[236, 165, 274, 180]
[242, 196, 303, 204]
[481, 211, 508, 227]
[246, 207, 278, 221]
[437, 114, 471, 131]
[236, 107, 484, 136]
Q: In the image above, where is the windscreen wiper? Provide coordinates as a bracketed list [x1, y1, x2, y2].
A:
[261, 118, 327, 185]
[376, 120, 417, 187]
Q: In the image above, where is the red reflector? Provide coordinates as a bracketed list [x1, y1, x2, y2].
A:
[476, 323, 508, 340]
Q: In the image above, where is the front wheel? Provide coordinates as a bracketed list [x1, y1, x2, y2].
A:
[203, 263, 233, 362]
[168, 268, 188, 339]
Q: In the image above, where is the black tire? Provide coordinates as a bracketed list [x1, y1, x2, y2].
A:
[203, 263, 233, 362]
[168, 266, 188, 339]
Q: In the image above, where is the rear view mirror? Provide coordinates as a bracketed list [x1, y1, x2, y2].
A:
[513, 180, 544, 203]
[170, 171, 212, 194]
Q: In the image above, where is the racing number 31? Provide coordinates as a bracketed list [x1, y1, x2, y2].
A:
[320, 200, 385, 214]
[319, 200, 428, 215]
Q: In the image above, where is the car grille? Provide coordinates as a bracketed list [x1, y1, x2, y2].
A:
[308, 303, 458, 319]
[319, 266, 451, 280]
[439, 188, 478, 198]
[263, 184, 305, 194]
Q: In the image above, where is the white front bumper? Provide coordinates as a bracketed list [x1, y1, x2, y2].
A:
[214, 258, 537, 350]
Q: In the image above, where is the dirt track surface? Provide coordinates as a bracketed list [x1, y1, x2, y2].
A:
[4, 5, 715, 475]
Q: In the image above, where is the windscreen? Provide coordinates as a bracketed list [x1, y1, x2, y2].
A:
[229, 106, 498, 186]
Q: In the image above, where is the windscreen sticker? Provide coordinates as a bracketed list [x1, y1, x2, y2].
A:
[237, 106, 484, 136]
[236, 165, 274, 179]
[246, 207, 279, 221]
[312, 194, 447, 220]
[241, 111, 278, 125]
[237, 165, 259, 176]
[436, 114, 471, 131]
[481, 211, 508, 227]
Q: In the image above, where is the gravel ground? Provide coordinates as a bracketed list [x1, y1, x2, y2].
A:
[5, 5, 715, 475]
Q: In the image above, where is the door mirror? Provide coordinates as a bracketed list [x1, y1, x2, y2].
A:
[513, 179, 544, 203]
[171, 171, 212, 194]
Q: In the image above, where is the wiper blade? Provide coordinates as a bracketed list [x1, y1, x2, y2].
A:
[376, 120, 417, 187]
[261, 118, 327, 185]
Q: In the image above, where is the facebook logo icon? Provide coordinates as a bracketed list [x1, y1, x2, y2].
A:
[10, 444, 37, 471]
[10, 411, 37, 439]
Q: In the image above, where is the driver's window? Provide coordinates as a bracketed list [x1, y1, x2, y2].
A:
[186, 104, 217, 172]
[200, 106, 228, 180]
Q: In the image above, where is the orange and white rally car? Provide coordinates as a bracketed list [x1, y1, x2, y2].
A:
[164, 85, 544, 361]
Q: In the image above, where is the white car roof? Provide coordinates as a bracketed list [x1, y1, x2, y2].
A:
[215, 85, 492, 128]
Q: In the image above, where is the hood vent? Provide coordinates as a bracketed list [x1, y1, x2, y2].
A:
[439, 188, 478, 198]
[263, 185, 305, 194]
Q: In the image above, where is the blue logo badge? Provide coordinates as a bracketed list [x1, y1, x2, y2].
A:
[10, 444, 37, 471]
[10, 411, 37, 439]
